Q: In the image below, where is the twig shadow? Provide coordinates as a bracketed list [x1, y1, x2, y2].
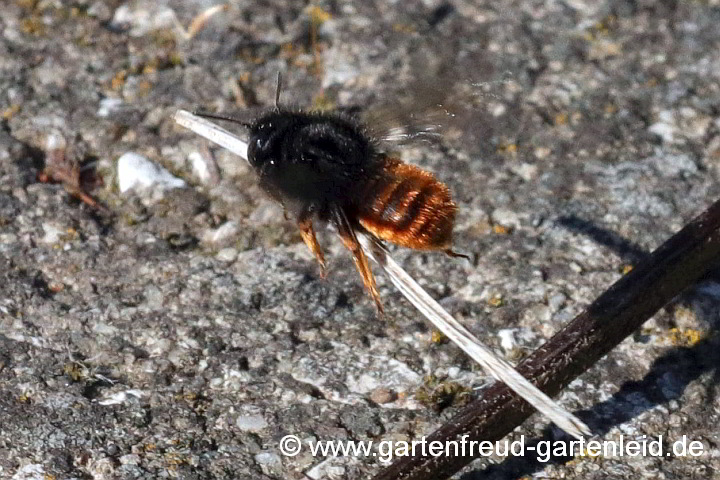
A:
[556, 215, 649, 264]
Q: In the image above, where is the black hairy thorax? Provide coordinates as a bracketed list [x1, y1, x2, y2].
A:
[247, 109, 383, 218]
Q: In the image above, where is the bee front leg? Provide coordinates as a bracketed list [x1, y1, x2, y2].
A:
[297, 213, 327, 278]
[331, 206, 384, 314]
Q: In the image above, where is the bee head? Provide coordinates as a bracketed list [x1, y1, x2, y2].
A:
[247, 71, 288, 170]
[246, 112, 295, 171]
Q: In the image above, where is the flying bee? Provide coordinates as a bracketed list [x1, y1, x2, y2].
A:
[196, 75, 467, 312]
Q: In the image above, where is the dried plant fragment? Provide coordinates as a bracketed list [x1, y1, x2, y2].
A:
[37, 132, 109, 214]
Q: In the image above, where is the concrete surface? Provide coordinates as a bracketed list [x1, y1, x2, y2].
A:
[1, 0, 719, 479]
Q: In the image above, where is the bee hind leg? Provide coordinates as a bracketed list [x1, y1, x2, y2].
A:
[297, 215, 327, 278]
[331, 206, 384, 314]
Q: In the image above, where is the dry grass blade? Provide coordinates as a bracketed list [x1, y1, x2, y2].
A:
[175, 110, 248, 159]
[361, 237, 589, 438]
[173, 109, 590, 439]
[176, 4, 229, 40]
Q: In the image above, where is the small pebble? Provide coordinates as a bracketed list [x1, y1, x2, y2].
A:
[110, 4, 177, 37]
[306, 459, 346, 480]
[497, 329, 517, 351]
[189, 151, 214, 184]
[548, 293, 567, 312]
[369, 388, 397, 404]
[41, 223, 65, 244]
[254, 452, 282, 474]
[237, 415, 268, 432]
[490, 208, 521, 230]
[97, 98, 124, 118]
[202, 221, 239, 244]
[144, 286, 164, 309]
[509, 162, 539, 182]
[117, 152, 186, 193]
[11, 463, 45, 480]
[216, 248, 238, 262]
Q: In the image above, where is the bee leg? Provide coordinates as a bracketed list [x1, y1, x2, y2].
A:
[331, 206, 384, 314]
[444, 248, 471, 261]
[297, 215, 327, 278]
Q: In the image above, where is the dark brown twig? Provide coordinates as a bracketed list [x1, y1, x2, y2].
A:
[373, 198, 720, 480]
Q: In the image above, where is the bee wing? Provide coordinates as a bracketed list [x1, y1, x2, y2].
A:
[350, 59, 514, 154]
[361, 84, 455, 146]
[351, 55, 492, 147]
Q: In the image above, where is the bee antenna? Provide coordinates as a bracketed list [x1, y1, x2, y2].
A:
[192, 111, 252, 128]
[275, 71, 283, 109]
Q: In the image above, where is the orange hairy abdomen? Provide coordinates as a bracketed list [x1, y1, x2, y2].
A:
[356, 158, 457, 250]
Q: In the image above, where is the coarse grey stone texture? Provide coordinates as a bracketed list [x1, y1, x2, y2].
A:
[1, 1, 719, 479]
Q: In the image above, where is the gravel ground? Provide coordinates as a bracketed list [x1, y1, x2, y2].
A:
[1, 1, 719, 479]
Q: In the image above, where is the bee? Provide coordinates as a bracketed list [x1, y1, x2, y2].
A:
[196, 75, 466, 312]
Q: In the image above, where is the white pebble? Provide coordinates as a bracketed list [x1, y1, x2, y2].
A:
[548, 293, 567, 312]
[497, 329, 517, 351]
[509, 162, 539, 182]
[189, 151, 212, 183]
[11, 464, 45, 480]
[306, 458, 346, 479]
[216, 247, 238, 262]
[491, 208, 521, 229]
[237, 415, 268, 432]
[117, 152, 186, 193]
[202, 221, 239, 244]
[97, 389, 146, 406]
[41, 222, 65, 244]
[97, 98, 124, 118]
[649, 121, 675, 143]
[110, 4, 177, 37]
[648, 110, 675, 143]
[255, 452, 282, 474]
[144, 285, 164, 309]
[46, 131, 66, 151]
